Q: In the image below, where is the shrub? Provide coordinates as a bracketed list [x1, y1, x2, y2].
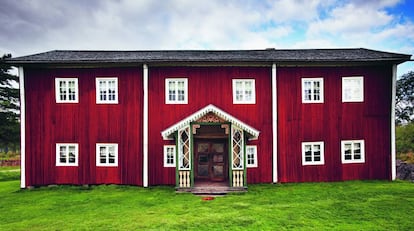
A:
[396, 123, 414, 155]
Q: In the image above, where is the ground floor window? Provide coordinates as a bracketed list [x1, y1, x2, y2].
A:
[56, 143, 78, 166]
[96, 143, 118, 167]
[163, 145, 176, 167]
[246, 145, 257, 168]
[302, 141, 324, 165]
[341, 140, 365, 163]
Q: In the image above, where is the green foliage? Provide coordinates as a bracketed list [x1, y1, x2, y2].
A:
[0, 54, 20, 149]
[396, 123, 414, 154]
[396, 71, 414, 125]
[0, 174, 413, 230]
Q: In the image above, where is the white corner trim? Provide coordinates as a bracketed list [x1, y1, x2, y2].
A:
[272, 63, 278, 183]
[143, 64, 149, 187]
[18, 67, 26, 188]
[391, 64, 397, 180]
[160, 104, 260, 140]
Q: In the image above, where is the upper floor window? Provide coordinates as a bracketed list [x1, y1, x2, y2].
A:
[302, 141, 325, 165]
[55, 78, 78, 103]
[341, 140, 365, 164]
[96, 143, 118, 167]
[165, 78, 188, 104]
[96, 78, 118, 104]
[302, 78, 324, 103]
[342, 76, 364, 102]
[233, 79, 256, 104]
[246, 145, 258, 168]
[56, 143, 78, 166]
[163, 145, 176, 167]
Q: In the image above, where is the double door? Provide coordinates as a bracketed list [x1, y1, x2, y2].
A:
[194, 140, 228, 182]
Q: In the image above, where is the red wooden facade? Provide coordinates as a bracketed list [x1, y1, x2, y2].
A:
[277, 66, 392, 182]
[24, 67, 143, 186]
[148, 66, 273, 185]
[11, 49, 410, 188]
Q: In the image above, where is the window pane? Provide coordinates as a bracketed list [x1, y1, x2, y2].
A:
[60, 146, 67, 163]
[108, 146, 115, 163]
[313, 81, 320, 100]
[100, 81, 106, 101]
[169, 81, 176, 101]
[108, 80, 116, 101]
[100, 147, 106, 163]
[68, 146, 76, 163]
[305, 148, 312, 162]
[60, 81, 67, 101]
[177, 81, 185, 101]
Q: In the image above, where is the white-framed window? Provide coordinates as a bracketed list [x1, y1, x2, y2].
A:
[232, 79, 256, 104]
[165, 78, 188, 104]
[342, 76, 364, 102]
[302, 141, 325, 165]
[246, 145, 258, 168]
[55, 78, 78, 103]
[341, 140, 365, 164]
[96, 78, 118, 104]
[302, 78, 324, 103]
[163, 145, 176, 167]
[56, 143, 79, 166]
[96, 143, 118, 167]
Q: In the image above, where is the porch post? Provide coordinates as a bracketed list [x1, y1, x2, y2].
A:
[177, 125, 192, 188]
[231, 124, 245, 187]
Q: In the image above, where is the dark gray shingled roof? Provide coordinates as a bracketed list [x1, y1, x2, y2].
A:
[6, 48, 411, 66]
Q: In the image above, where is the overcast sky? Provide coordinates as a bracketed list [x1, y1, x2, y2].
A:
[1, 0, 413, 75]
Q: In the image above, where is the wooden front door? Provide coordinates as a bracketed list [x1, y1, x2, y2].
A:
[194, 140, 228, 182]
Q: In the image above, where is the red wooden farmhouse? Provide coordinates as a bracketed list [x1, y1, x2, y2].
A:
[8, 48, 411, 189]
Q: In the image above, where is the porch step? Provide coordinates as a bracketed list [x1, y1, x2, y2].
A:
[176, 186, 247, 195]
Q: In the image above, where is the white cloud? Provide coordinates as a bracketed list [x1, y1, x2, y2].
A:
[0, 0, 412, 63]
[307, 2, 394, 36]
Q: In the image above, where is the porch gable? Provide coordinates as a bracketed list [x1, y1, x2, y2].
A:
[161, 104, 260, 140]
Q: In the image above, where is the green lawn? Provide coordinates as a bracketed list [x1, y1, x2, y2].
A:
[0, 168, 413, 230]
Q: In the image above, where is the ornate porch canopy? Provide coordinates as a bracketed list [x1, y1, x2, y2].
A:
[161, 104, 260, 140]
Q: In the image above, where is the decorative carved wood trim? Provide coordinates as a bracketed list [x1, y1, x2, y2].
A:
[221, 124, 229, 135]
[192, 124, 201, 134]
[196, 112, 226, 123]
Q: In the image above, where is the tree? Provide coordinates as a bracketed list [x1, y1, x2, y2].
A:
[396, 71, 414, 125]
[0, 54, 20, 152]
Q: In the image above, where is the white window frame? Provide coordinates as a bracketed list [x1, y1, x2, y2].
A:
[302, 141, 325, 166]
[163, 145, 176, 167]
[96, 143, 118, 167]
[55, 78, 79, 103]
[96, 77, 118, 104]
[341, 140, 365, 164]
[246, 145, 258, 168]
[56, 143, 79, 166]
[165, 78, 188, 104]
[302, 78, 324, 103]
[232, 79, 256, 104]
[342, 76, 364, 102]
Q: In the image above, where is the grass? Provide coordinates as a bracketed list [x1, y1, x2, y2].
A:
[0, 168, 413, 230]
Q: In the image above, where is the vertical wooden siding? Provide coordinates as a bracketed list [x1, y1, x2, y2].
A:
[277, 66, 392, 182]
[24, 67, 143, 186]
[148, 66, 273, 185]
